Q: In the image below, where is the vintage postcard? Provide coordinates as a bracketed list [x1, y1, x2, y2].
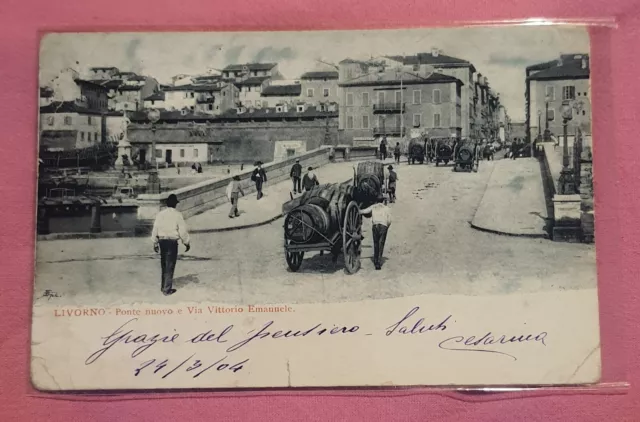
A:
[32, 26, 599, 390]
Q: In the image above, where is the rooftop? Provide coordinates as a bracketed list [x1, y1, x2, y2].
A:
[234, 76, 270, 86]
[339, 72, 462, 87]
[144, 92, 166, 101]
[89, 66, 119, 71]
[527, 54, 590, 81]
[261, 84, 302, 96]
[91, 79, 123, 89]
[127, 106, 337, 123]
[385, 52, 472, 67]
[300, 71, 339, 80]
[74, 79, 109, 90]
[40, 101, 105, 115]
[223, 63, 277, 72]
[163, 84, 224, 92]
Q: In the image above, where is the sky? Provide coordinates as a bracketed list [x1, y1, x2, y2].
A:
[40, 26, 590, 121]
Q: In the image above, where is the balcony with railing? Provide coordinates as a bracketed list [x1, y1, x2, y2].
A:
[373, 102, 405, 113]
[373, 126, 405, 136]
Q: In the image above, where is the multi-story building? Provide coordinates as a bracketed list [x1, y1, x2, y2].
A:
[39, 101, 104, 151]
[43, 68, 109, 111]
[162, 82, 238, 115]
[234, 77, 271, 108]
[259, 83, 302, 108]
[299, 70, 339, 105]
[221, 63, 282, 80]
[526, 54, 591, 143]
[338, 58, 463, 144]
[377, 50, 478, 138]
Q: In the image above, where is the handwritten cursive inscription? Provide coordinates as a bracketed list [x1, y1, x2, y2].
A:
[85, 318, 179, 365]
[226, 320, 359, 352]
[385, 307, 451, 336]
[438, 331, 548, 361]
[134, 354, 248, 379]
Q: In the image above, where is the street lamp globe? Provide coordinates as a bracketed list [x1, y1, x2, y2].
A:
[561, 101, 573, 121]
[147, 108, 161, 124]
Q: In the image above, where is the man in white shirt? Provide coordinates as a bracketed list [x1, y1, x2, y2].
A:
[359, 196, 391, 270]
[151, 194, 191, 296]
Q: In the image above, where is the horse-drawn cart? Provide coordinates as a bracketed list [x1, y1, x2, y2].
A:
[433, 138, 457, 166]
[282, 161, 384, 274]
[453, 139, 480, 172]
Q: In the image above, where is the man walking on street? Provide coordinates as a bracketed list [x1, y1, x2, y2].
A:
[152, 194, 190, 296]
[360, 196, 392, 270]
[290, 158, 302, 194]
[394, 142, 401, 164]
[387, 165, 398, 203]
[226, 175, 245, 218]
[380, 137, 388, 161]
[251, 161, 267, 199]
[302, 166, 319, 192]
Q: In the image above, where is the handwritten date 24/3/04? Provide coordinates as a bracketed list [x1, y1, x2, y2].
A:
[134, 354, 248, 379]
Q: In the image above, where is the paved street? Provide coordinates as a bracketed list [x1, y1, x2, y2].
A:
[34, 159, 596, 307]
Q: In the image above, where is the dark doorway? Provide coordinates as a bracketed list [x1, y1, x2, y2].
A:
[139, 149, 146, 164]
[165, 149, 173, 164]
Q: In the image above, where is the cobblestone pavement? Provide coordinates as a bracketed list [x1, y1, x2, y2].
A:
[34, 159, 596, 307]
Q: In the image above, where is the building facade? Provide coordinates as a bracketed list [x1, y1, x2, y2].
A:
[162, 83, 238, 115]
[526, 54, 591, 142]
[338, 59, 463, 145]
[299, 70, 340, 105]
[87, 66, 120, 80]
[39, 102, 104, 151]
[259, 83, 302, 107]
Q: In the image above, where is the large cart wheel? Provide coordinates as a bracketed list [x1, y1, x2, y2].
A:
[342, 201, 362, 274]
[285, 240, 304, 272]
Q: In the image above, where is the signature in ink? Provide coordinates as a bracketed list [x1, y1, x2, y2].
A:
[41, 290, 62, 300]
[438, 331, 548, 361]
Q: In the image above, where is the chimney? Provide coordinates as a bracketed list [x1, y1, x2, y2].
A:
[431, 48, 439, 57]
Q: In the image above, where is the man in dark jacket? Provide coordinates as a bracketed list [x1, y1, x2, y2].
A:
[251, 161, 267, 199]
[379, 137, 388, 161]
[290, 159, 302, 193]
[302, 167, 319, 192]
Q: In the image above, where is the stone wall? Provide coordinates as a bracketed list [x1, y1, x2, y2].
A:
[129, 118, 340, 164]
[136, 147, 334, 233]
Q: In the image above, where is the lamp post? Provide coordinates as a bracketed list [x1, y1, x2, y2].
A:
[543, 94, 551, 141]
[558, 100, 575, 194]
[146, 108, 161, 194]
[537, 110, 542, 141]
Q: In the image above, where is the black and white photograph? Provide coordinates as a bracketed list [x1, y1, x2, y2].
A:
[31, 26, 600, 390]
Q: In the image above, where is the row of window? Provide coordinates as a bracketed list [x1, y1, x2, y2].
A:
[345, 113, 442, 129]
[154, 148, 200, 158]
[544, 85, 588, 101]
[45, 115, 99, 126]
[345, 90, 442, 106]
[79, 132, 100, 142]
[306, 88, 331, 97]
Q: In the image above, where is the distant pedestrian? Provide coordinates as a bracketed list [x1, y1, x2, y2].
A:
[226, 175, 245, 218]
[360, 196, 392, 270]
[394, 142, 401, 164]
[387, 165, 398, 203]
[251, 161, 267, 199]
[290, 158, 302, 193]
[241, 163, 244, 171]
[151, 194, 190, 296]
[302, 166, 319, 192]
[197, 163, 203, 173]
[379, 137, 388, 161]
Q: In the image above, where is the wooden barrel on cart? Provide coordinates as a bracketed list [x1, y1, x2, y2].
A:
[355, 161, 384, 203]
[408, 138, 426, 164]
[284, 204, 331, 243]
